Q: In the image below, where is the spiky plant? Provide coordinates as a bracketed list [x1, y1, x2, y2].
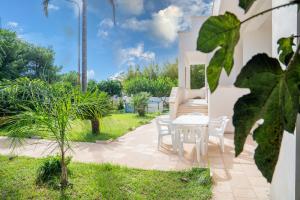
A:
[0, 80, 110, 187]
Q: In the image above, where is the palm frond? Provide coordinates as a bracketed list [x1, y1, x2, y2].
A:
[108, 0, 116, 25]
[42, 0, 51, 17]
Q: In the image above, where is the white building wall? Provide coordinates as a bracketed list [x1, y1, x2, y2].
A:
[271, 131, 296, 200]
[272, 0, 298, 60]
[178, 17, 208, 89]
[178, 32, 194, 88]
[243, 26, 272, 65]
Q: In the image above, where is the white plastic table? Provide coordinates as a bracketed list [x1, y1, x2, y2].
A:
[172, 114, 209, 155]
[172, 115, 209, 126]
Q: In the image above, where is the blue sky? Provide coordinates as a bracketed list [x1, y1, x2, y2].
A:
[0, 0, 212, 80]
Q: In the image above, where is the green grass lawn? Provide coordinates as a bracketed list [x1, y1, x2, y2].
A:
[0, 155, 212, 200]
[0, 113, 158, 142]
[67, 113, 158, 142]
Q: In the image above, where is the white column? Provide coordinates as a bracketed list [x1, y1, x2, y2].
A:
[185, 66, 191, 89]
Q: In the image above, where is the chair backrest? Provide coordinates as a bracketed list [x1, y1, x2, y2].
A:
[156, 116, 171, 133]
[174, 125, 203, 144]
[208, 116, 229, 136]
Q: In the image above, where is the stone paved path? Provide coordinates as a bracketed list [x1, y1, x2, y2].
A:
[0, 119, 270, 200]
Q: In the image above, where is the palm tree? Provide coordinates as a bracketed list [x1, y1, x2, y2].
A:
[77, 90, 111, 134]
[0, 80, 110, 187]
[42, 0, 115, 92]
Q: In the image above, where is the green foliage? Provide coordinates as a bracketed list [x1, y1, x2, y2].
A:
[277, 36, 295, 65]
[117, 99, 124, 110]
[36, 156, 71, 184]
[0, 29, 61, 82]
[124, 77, 176, 97]
[152, 77, 175, 97]
[161, 60, 178, 80]
[197, 1, 300, 182]
[98, 80, 122, 97]
[0, 78, 48, 117]
[123, 61, 177, 98]
[233, 52, 300, 182]
[0, 79, 112, 186]
[76, 90, 111, 121]
[197, 12, 240, 92]
[125, 63, 160, 81]
[132, 92, 150, 116]
[87, 79, 98, 92]
[191, 65, 205, 89]
[124, 77, 153, 95]
[239, 0, 256, 12]
[60, 71, 79, 87]
[124, 60, 178, 81]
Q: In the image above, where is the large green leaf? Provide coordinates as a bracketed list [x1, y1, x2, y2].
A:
[239, 0, 256, 12]
[277, 36, 295, 66]
[197, 12, 240, 92]
[233, 53, 300, 182]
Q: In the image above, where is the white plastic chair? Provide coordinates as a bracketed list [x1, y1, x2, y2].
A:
[155, 116, 174, 150]
[208, 116, 229, 152]
[174, 125, 203, 162]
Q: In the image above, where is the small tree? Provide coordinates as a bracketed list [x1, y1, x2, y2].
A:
[0, 80, 109, 187]
[152, 77, 176, 106]
[77, 90, 111, 135]
[123, 77, 154, 95]
[132, 92, 150, 117]
[98, 80, 122, 97]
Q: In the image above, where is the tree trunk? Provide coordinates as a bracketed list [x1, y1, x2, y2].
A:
[81, 0, 87, 92]
[91, 118, 100, 135]
[60, 149, 68, 188]
[77, 2, 81, 86]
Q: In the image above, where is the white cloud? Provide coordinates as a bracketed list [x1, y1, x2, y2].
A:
[97, 30, 109, 38]
[116, 0, 144, 15]
[167, 0, 213, 29]
[7, 21, 18, 28]
[97, 18, 114, 38]
[151, 6, 183, 44]
[119, 43, 155, 67]
[48, 3, 60, 11]
[120, 1, 212, 45]
[109, 71, 125, 81]
[100, 18, 114, 29]
[87, 69, 95, 80]
[121, 6, 183, 45]
[6, 21, 23, 33]
[121, 18, 149, 31]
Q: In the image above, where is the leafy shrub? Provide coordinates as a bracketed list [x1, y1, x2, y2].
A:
[190, 65, 205, 89]
[36, 156, 71, 184]
[98, 80, 122, 97]
[124, 77, 153, 96]
[0, 78, 49, 117]
[123, 77, 176, 97]
[117, 99, 124, 111]
[132, 92, 150, 117]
